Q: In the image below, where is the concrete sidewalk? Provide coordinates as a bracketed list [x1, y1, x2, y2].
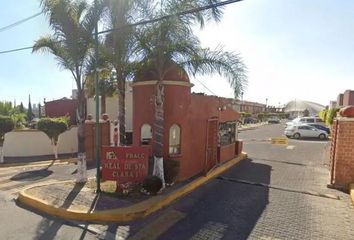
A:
[18, 153, 247, 223]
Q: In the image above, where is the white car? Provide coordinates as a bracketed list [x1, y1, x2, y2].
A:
[284, 124, 328, 140]
[285, 117, 325, 128]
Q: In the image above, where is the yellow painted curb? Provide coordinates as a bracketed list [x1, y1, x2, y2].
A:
[350, 183, 354, 206]
[18, 153, 247, 223]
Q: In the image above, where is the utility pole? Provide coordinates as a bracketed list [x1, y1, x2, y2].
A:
[94, 0, 101, 193]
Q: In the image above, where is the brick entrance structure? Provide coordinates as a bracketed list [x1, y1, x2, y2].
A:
[329, 118, 354, 189]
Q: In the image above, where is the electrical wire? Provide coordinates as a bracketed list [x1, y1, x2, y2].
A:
[97, 0, 244, 35]
[193, 78, 218, 96]
[0, 0, 244, 55]
[0, 12, 42, 33]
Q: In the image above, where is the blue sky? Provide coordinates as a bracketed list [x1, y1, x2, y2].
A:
[1, 0, 354, 107]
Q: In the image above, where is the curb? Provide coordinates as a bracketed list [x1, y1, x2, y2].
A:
[0, 158, 77, 169]
[350, 183, 354, 206]
[18, 152, 247, 223]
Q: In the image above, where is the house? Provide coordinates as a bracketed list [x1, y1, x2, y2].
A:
[44, 98, 77, 125]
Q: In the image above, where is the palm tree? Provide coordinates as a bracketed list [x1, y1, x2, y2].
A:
[136, 0, 247, 159]
[99, 0, 150, 145]
[85, 67, 116, 114]
[33, 0, 102, 181]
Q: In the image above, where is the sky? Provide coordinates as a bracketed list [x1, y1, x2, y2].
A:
[1, 0, 354, 108]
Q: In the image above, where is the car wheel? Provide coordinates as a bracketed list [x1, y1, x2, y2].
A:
[319, 134, 326, 140]
[293, 133, 300, 139]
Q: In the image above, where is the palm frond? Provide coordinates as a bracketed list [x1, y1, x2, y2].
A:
[181, 46, 247, 98]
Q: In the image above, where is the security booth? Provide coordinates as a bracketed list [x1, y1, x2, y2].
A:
[132, 63, 243, 181]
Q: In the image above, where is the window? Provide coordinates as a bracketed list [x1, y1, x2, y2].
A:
[306, 118, 315, 123]
[169, 124, 181, 154]
[141, 124, 152, 145]
[219, 121, 237, 146]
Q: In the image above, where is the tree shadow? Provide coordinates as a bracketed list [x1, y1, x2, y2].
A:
[34, 183, 85, 240]
[10, 160, 55, 181]
[157, 158, 272, 240]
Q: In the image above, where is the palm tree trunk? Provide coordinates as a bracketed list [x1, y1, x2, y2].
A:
[152, 81, 165, 188]
[154, 82, 164, 157]
[116, 70, 126, 146]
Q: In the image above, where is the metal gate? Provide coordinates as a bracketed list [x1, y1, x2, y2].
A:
[204, 118, 219, 175]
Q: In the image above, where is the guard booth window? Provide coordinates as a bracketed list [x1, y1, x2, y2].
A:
[219, 121, 236, 146]
[169, 124, 181, 154]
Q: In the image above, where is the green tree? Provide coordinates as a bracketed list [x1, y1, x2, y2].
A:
[38, 103, 42, 118]
[0, 116, 14, 163]
[37, 117, 68, 159]
[303, 108, 309, 117]
[85, 67, 116, 114]
[27, 95, 34, 123]
[33, 0, 101, 177]
[0, 101, 12, 116]
[326, 108, 340, 125]
[19, 102, 25, 113]
[136, 0, 247, 158]
[99, 0, 148, 145]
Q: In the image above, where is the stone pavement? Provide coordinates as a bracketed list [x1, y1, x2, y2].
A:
[154, 133, 354, 239]
[17, 154, 247, 223]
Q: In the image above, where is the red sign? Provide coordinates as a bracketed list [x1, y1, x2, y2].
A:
[101, 146, 149, 183]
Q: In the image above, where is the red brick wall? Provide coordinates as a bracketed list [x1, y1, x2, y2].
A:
[84, 121, 110, 164]
[343, 90, 354, 106]
[330, 119, 354, 188]
[218, 143, 236, 163]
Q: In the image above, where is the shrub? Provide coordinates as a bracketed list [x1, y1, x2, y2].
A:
[37, 117, 68, 143]
[37, 117, 69, 159]
[142, 176, 163, 195]
[164, 160, 180, 184]
[326, 108, 340, 125]
[319, 109, 328, 122]
[0, 116, 14, 145]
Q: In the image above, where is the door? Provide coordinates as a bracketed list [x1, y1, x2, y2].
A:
[204, 118, 218, 175]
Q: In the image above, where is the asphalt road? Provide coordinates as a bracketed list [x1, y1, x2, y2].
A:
[1, 123, 354, 239]
[109, 122, 353, 240]
[0, 162, 98, 240]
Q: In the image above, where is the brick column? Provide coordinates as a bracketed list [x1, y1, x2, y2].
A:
[330, 118, 354, 189]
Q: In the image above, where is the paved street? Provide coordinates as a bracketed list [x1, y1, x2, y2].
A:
[0, 162, 98, 240]
[1, 123, 354, 239]
[96, 123, 354, 240]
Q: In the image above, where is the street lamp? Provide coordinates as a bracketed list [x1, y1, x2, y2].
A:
[265, 98, 268, 112]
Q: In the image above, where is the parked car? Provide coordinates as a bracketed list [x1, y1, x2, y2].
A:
[284, 124, 328, 140]
[306, 123, 330, 134]
[285, 117, 325, 127]
[243, 117, 258, 124]
[268, 117, 280, 124]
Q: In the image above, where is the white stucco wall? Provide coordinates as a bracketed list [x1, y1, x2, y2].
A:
[3, 127, 78, 157]
[86, 89, 133, 132]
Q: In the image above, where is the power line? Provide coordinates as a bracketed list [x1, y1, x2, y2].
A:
[0, 0, 244, 55]
[194, 78, 218, 96]
[98, 0, 244, 35]
[0, 46, 34, 54]
[0, 12, 42, 33]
